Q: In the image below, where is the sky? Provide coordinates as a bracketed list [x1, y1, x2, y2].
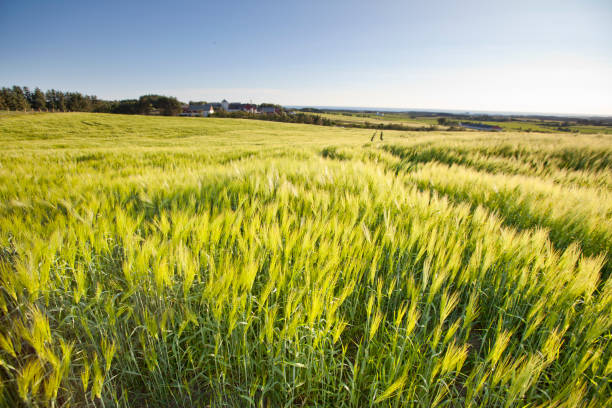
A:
[1, 0, 611, 115]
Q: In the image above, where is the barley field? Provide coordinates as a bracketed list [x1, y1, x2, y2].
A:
[1, 113, 611, 407]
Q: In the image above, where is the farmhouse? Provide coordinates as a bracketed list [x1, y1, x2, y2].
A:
[183, 103, 215, 117]
[182, 99, 272, 116]
[260, 106, 279, 114]
[228, 102, 258, 113]
[242, 104, 257, 113]
[227, 102, 243, 112]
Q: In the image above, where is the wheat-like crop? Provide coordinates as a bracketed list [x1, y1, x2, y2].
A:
[0, 112, 610, 407]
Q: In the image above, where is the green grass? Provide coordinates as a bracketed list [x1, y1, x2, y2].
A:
[311, 112, 440, 128]
[310, 111, 612, 134]
[1, 112, 611, 407]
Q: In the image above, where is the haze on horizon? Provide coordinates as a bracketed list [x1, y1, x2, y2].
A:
[1, 0, 611, 116]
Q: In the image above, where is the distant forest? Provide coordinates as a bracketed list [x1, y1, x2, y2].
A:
[0, 86, 183, 116]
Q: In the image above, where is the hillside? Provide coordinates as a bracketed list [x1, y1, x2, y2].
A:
[1, 113, 611, 407]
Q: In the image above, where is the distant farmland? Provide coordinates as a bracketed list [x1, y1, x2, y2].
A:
[1, 112, 611, 407]
[308, 110, 612, 134]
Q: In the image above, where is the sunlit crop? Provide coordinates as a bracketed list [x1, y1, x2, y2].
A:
[1, 113, 610, 407]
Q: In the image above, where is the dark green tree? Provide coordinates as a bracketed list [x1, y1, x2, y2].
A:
[12, 86, 30, 111]
[57, 92, 66, 112]
[32, 87, 46, 111]
[137, 95, 182, 115]
[23, 86, 33, 107]
[0, 91, 7, 110]
[46, 89, 57, 111]
[65, 92, 91, 111]
[112, 99, 140, 114]
[160, 97, 182, 116]
[1, 88, 16, 110]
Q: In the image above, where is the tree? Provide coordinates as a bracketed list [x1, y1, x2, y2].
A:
[91, 98, 113, 113]
[2, 88, 16, 110]
[12, 86, 30, 111]
[32, 87, 46, 111]
[112, 99, 140, 114]
[139, 95, 182, 116]
[65, 92, 91, 111]
[57, 92, 66, 112]
[136, 95, 182, 116]
[138, 96, 154, 114]
[23, 87, 33, 107]
[0, 91, 7, 110]
[159, 96, 182, 116]
[46, 89, 57, 112]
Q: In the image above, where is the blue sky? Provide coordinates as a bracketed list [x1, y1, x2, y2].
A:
[1, 0, 611, 114]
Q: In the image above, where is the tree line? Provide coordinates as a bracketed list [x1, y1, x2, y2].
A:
[0, 85, 466, 132]
[0, 86, 182, 116]
[212, 110, 459, 131]
[211, 110, 335, 126]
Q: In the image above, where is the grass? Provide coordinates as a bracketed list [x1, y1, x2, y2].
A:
[313, 112, 440, 128]
[309, 111, 612, 134]
[0, 112, 611, 407]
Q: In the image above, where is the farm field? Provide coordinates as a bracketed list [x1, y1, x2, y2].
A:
[313, 111, 612, 134]
[313, 112, 440, 128]
[1, 112, 611, 407]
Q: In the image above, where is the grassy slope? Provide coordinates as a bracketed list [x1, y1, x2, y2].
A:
[316, 112, 439, 128]
[1, 113, 611, 407]
[310, 110, 612, 134]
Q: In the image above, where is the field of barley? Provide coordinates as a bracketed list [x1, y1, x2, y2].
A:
[1, 112, 611, 407]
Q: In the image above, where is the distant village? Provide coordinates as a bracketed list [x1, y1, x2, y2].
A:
[181, 100, 280, 117]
